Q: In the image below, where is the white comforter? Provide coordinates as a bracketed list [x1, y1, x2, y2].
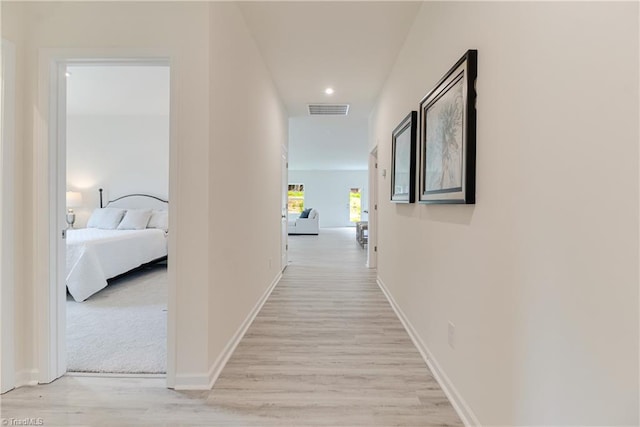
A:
[66, 228, 167, 302]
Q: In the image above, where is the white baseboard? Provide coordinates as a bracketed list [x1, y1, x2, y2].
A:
[15, 369, 39, 388]
[173, 372, 211, 390]
[376, 277, 481, 427]
[173, 272, 282, 390]
[206, 271, 282, 389]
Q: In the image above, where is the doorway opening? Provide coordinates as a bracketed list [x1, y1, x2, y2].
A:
[64, 64, 170, 375]
[65, 64, 170, 374]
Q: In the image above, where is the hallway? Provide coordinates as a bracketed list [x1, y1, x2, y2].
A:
[0, 228, 461, 426]
[209, 227, 461, 425]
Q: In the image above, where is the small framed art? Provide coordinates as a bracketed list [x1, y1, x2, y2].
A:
[390, 111, 417, 203]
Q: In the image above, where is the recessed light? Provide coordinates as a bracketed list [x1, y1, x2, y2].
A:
[325, 87, 334, 95]
[65, 71, 72, 77]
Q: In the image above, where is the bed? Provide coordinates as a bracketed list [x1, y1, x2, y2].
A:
[66, 189, 168, 302]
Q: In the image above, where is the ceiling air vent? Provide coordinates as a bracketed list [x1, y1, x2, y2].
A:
[308, 104, 350, 116]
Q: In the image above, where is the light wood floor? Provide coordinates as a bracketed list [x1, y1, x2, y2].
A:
[0, 228, 462, 426]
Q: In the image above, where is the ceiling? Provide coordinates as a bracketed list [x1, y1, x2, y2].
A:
[239, 2, 421, 170]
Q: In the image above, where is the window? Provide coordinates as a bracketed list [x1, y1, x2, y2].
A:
[288, 184, 304, 214]
[349, 188, 361, 222]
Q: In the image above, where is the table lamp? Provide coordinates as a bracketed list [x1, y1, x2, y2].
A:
[66, 191, 83, 229]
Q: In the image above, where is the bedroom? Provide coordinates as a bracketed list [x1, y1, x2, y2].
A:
[65, 64, 170, 374]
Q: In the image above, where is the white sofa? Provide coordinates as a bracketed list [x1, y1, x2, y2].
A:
[288, 209, 319, 235]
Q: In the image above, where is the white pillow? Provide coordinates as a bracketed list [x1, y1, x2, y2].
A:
[147, 210, 168, 232]
[86, 208, 126, 230]
[117, 209, 152, 230]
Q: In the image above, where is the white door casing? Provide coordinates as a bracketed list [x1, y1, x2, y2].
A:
[36, 51, 174, 386]
[367, 146, 378, 269]
[281, 145, 288, 271]
[37, 59, 68, 384]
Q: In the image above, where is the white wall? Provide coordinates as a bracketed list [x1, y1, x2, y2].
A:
[288, 116, 370, 170]
[289, 170, 368, 227]
[67, 114, 169, 227]
[1, 38, 18, 394]
[372, 2, 638, 425]
[1, 1, 34, 388]
[208, 2, 288, 375]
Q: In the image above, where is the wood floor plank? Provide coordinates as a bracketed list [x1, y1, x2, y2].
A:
[0, 227, 462, 426]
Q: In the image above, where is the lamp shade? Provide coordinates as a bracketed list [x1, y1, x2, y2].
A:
[66, 191, 83, 208]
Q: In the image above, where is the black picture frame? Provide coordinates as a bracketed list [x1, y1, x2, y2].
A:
[390, 111, 417, 203]
[419, 49, 477, 204]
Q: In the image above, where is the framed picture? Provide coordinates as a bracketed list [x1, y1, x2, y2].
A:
[390, 111, 417, 203]
[419, 49, 477, 204]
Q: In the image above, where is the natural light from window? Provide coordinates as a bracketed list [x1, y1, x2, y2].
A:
[288, 184, 304, 214]
[349, 188, 361, 222]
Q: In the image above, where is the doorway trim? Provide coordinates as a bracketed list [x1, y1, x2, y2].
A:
[281, 144, 289, 271]
[367, 146, 378, 268]
[35, 48, 176, 386]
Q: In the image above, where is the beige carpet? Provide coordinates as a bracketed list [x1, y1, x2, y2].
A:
[66, 262, 167, 374]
